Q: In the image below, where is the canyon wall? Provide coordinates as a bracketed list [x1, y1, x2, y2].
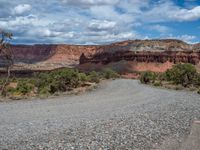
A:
[11, 44, 98, 64]
[0, 44, 99, 70]
[79, 40, 200, 73]
[0, 39, 200, 72]
[80, 51, 200, 65]
[79, 50, 200, 73]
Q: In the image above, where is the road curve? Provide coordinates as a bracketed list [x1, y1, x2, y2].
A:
[0, 79, 200, 150]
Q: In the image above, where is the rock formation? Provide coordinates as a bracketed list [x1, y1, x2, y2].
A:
[0, 39, 200, 73]
[80, 51, 200, 65]
[79, 39, 200, 73]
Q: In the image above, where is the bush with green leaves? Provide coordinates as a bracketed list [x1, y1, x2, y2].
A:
[88, 71, 100, 83]
[101, 68, 120, 79]
[38, 86, 50, 96]
[16, 80, 34, 95]
[140, 71, 157, 84]
[198, 88, 200, 94]
[37, 68, 81, 94]
[153, 81, 162, 87]
[193, 73, 200, 87]
[164, 63, 198, 87]
[1, 67, 119, 97]
[139, 63, 200, 94]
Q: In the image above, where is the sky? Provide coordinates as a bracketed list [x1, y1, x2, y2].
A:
[0, 0, 200, 45]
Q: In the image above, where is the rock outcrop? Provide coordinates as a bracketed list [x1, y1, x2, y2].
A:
[10, 44, 98, 64]
[80, 51, 200, 65]
[0, 44, 98, 70]
[0, 39, 200, 72]
[79, 40, 200, 73]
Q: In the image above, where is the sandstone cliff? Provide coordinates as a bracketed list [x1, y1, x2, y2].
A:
[0, 44, 98, 70]
[79, 40, 200, 73]
[0, 39, 200, 72]
[80, 51, 200, 65]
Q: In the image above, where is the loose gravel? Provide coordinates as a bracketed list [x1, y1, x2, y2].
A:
[0, 79, 200, 150]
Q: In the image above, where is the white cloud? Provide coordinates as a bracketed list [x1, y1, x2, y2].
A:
[13, 4, 32, 15]
[148, 25, 171, 33]
[142, 2, 200, 22]
[0, 0, 199, 44]
[61, 0, 119, 7]
[88, 20, 116, 31]
[169, 6, 200, 21]
[0, 15, 51, 32]
[166, 34, 196, 43]
[178, 35, 196, 42]
[80, 31, 137, 44]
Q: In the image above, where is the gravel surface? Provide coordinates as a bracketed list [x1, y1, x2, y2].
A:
[0, 79, 200, 150]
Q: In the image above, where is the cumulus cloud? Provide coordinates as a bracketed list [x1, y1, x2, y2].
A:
[13, 4, 32, 15]
[169, 6, 200, 21]
[142, 1, 200, 22]
[165, 34, 196, 43]
[61, 0, 119, 7]
[148, 25, 171, 33]
[0, 0, 199, 44]
[88, 20, 116, 31]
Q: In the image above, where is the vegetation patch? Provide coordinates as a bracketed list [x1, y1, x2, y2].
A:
[0, 68, 119, 100]
[140, 63, 200, 94]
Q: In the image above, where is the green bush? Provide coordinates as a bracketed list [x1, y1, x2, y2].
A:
[0, 79, 4, 85]
[7, 87, 16, 94]
[49, 80, 67, 93]
[101, 68, 120, 79]
[165, 63, 197, 87]
[79, 73, 89, 82]
[38, 86, 50, 96]
[193, 73, 200, 86]
[37, 68, 81, 94]
[153, 81, 162, 87]
[36, 69, 106, 94]
[88, 71, 100, 83]
[140, 71, 157, 84]
[16, 80, 34, 95]
[2, 67, 120, 97]
[197, 88, 200, 94]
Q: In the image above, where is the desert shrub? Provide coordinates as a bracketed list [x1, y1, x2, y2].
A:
[197, 88, 200, 94]
[37, 73, 52, 89]
[49, 80, 67, 94]
[153, 81, 162, 87]
[164, 63, 197, 87]
[101, 68, 120, 79]
[140, 71, 157, 84]
[79, 73, 89, 82]
[0, 79, 4, 85]
[2, 67, 121, 97]
[38, 86, 50, 96]
[88, 71, 100, 83]
[7, 87, 16, 94]
[193, 73, 200, 86]
[37, 68, 83, 94]
[16, 80, 34, 95]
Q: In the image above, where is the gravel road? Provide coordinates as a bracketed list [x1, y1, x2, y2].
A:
[0, 79, 200, 150]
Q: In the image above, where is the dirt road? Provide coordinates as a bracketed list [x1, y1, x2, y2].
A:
[0, 79, 200, 149]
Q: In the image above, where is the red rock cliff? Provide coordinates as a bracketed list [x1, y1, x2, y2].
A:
[80, 51, 200, 65]
[79, 40, 200, 73]
[0, 39, 200, 72]
[10, 44, 98, 64]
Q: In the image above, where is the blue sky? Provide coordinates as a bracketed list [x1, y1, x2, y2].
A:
[0, 0, 200, 44]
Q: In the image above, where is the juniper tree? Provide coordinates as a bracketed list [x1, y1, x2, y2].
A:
[0, 31, 13, 95]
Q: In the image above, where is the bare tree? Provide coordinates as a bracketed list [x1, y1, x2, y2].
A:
[0, 31, 13, 95]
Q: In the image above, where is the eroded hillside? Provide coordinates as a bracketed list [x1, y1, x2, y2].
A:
[0, 39, 200, 72]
